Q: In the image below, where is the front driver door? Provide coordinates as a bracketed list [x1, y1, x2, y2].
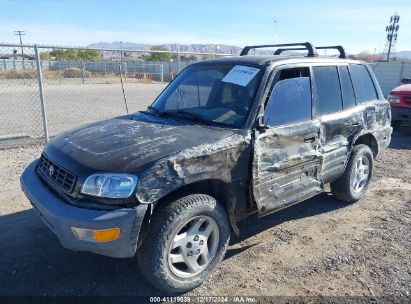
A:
[252, 66, 323, 216]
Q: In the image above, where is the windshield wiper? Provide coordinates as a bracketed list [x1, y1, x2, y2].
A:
[161, 110, 235, 128]
[161, 110, 211, 125]
[144, 108, 235, 128]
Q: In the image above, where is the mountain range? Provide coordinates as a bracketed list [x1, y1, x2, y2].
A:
[88, 42, 242, 55]
[88, 42, 411, 58]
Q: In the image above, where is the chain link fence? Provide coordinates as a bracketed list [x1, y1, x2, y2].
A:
[1, 43, 409, 148]
[0, 45, 44, 143]
[0, 44, 229, 147]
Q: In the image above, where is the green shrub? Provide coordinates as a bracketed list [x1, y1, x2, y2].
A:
[63, 67, 91, 78]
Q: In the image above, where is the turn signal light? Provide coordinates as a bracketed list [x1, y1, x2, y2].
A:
[71, 227, 120, 242]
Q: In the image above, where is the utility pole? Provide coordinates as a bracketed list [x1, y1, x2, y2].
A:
[14, 30, 26, 83]
[385, 13, 400, 62]
[273, 20, 278, 45]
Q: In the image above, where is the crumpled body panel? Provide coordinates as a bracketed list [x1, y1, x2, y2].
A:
[135, 134, 251, 205]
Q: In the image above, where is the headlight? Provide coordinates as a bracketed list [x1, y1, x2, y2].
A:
[387, 94, 401, 103]
[81, 174, 138, 198]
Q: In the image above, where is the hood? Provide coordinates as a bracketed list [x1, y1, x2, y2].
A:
[391, 84, 411, 94]
[44, 112, 235, 174]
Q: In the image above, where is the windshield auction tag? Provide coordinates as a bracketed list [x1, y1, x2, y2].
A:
[222, 65, 260, 87]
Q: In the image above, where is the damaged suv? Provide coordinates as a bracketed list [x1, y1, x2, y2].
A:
[21, 42, 392, 293]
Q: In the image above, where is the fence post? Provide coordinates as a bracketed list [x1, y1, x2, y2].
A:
[34, 45, 49, 143]
[161, 62, 164, 83]
[2, 59, 6, 71]
[81, 61, 85, 84]
[124, 61, 127, 82]
[58, 61, 62, 84]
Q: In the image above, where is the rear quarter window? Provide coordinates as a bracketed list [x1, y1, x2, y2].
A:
[349, 64, 377, 103]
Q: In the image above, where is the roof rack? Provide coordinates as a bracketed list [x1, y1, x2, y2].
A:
[316, 46, 346, 58]
[240, 43, 346, 59]
[240, 42, 318, 57]
[273, 45, 346, 59]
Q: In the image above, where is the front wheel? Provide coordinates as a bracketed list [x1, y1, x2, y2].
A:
[331, 144, 374, 203]
[137, 194, 230, 294]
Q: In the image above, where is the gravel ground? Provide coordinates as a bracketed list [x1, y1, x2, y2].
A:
[0, 127, 410, 301]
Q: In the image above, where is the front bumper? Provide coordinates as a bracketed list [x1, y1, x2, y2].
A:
[20, 160, 148, 258]
[391, 106, 411, 122]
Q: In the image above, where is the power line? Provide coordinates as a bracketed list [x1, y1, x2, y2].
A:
[385, 13, 400, 62]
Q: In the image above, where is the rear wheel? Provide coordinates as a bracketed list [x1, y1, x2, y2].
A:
[137, 194, 230, 294]
[392, 120, 401, 131]
[331, 144, 373, 203]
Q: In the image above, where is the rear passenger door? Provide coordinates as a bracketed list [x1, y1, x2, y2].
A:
[312, 65, 362, 183]
[252, 66, 323, 216]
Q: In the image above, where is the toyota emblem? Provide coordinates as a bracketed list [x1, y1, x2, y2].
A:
[48, 165, 55, 176]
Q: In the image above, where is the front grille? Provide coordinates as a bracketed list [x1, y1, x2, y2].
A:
[37, 154, 77, 193]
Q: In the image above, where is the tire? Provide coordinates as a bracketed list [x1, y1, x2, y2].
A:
[137, 194, 230, 294]
[392, 120, 401, 131]
[330, 144, 374, 203]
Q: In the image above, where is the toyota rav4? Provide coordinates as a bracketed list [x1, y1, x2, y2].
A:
[21, 42, 392, 293]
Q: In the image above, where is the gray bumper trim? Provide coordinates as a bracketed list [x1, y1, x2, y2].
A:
[20, 160, 148, 258]
[391, 107, 411, 121]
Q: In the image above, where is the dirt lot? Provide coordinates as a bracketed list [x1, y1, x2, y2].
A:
[0, 127, 410, 300]
[0, 81, 164, 139]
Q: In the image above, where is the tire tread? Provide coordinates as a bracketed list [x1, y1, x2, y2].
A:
[137, 194, 229, 293]
[330, 144, 373, 203]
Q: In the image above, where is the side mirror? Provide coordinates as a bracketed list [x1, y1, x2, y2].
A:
[400, 78, 410, 84]
[257, 115, 268, 130]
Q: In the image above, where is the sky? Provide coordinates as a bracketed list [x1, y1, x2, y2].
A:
[0, 0, 410, 53]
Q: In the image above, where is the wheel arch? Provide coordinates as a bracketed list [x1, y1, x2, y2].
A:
[139, 179, 240, 247]
[352, 133, 379, 158]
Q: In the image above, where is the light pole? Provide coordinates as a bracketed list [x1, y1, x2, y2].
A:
[211, 45, 220, 58]
[273, 21, 278, 45]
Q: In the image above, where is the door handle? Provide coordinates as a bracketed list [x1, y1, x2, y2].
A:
[351, 122, 361, 127]
[304, 134, 318, 143]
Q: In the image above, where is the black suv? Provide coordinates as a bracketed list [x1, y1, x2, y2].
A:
[21, 42, 392, 293]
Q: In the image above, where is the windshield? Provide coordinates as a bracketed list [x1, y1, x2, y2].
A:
[149, 64, 263, 128]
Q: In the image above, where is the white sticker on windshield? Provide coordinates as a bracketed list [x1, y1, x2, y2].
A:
[222, 65, 260, 87]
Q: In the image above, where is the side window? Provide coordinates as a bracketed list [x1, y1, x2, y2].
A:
[349, 64, 378, 103]
[265, 67, 312, 127]
[313, 66, 343, 115]
[338, 66, 356, 109]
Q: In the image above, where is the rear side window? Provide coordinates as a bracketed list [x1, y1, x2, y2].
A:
[349, 64, 377, 103]
[265, 68, 312, 127]
[313, 66, 343, 115]
[338, 66, 356, 109]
